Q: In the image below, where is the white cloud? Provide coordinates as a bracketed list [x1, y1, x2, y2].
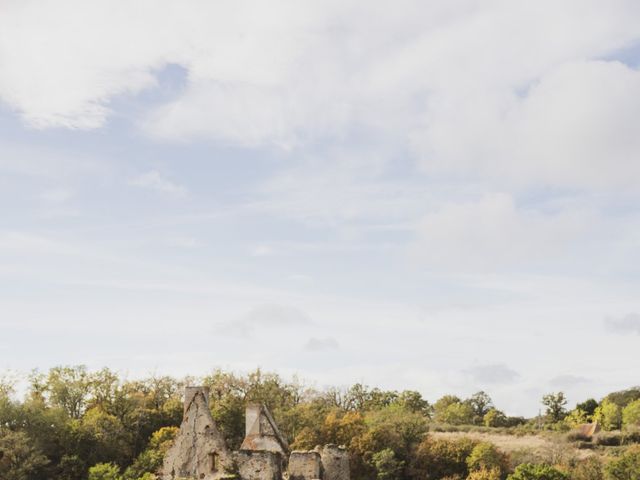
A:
[2, 1, 640, 190]
[412, 60, 640, 189]
[250, 245, 275, 257]
[128, 171, 187, 197]
[604, 313, 640, 335]
[413, 193, 593, 272]
[40, 188, 73, 203]
[218, 304, 312, 337]
[304, 337, 340, 352]
[165, 236, 203, 249]
[549, 375, 590, 387]
[463, 364, 520, 385]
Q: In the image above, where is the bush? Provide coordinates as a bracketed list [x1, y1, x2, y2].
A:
[410, 437, 479, 480]
[466, 442, 509, 477]
[621, 429, 640, 445]
[570, 457, 603, 480]
[467, 467, 502, 480]
[507, 463, 568, 480]
[595, 433, 622, 446]
[604, 446, 640, 479]
[566, 432, 591, 443]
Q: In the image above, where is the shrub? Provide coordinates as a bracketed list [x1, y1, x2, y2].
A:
[410, 437, 479, 480]
[570, 457, 603, 480]
[595, 433, 622, 446]
[604, 446, 640, 479]
[467, 467, 502, 480]
[622, 429, 640, 445]
[466, 442, 509, 477]
[507, 463, 568, 480]
[566, 431, 591, 443]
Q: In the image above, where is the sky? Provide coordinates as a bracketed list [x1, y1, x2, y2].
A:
[1, 0, 640, 416]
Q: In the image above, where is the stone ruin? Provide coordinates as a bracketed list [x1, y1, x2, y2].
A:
[161, 386, 350, 480]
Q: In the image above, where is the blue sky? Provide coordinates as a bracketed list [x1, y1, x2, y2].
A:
[2, 0, 640, 416]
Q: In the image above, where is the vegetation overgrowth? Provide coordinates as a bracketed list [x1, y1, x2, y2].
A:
[1, 366, 640, 480]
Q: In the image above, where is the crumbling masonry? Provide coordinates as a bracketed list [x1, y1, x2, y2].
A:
[161, 387, 350, 480]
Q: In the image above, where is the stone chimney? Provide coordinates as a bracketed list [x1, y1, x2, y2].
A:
[184, 386, 210, 415]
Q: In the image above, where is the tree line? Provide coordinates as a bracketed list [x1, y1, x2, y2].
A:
[1, 366, 640, 480]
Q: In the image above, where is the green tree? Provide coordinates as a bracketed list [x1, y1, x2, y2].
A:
[576, 399, 598, 419]
[483, 409, 508, 428]
[123, 427, 178, 480]
[372, 448, 404, 480]
[0, 430, 49, 480]
[542, 393, 568, 423]
[622, 399, 640, 429]
[468, 392, 494, 422]
[507, 464, 568, 480]
[395, 391, 432, 417]
[88, 463, 121, 480]
[604, 388, 640, 408]
[563, 408, 589, 428]
[37, 366, 92, 419]
[434, 396, 462, 420]
[594, 399, 623, 431]
[442, 402, 475, 425]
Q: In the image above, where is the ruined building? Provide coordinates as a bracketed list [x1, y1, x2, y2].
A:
[161, 386, 350, 480]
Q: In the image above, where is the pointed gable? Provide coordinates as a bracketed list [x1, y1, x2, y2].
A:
[162, 387, 232, 480]
[240, 403, 289, 455]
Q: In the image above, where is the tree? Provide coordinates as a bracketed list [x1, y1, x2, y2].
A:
[434, 396, 474, 425]
[442, 402, 475, 425]
[622, 399, 640, 428]
[88, 463, 121, 480]
[507, 464, 568, 480]
[542, 392, 567, 423]
[434, 396, 462, 422]
[468, 392, 494, 421]
[483, 409, 508, 428]
[576, 399, 598, 419]
[372, 448, 404, 480]
[593, 399, 622, 431]
[603, 388, 640, 408]
[396, 391, 432, 417]
[0, 430, 49, 480]
[563, 408, 589, 428]
[48, 366, 94, 419]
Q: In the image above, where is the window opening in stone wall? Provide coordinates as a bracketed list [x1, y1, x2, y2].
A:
[209, 452, 219, 472]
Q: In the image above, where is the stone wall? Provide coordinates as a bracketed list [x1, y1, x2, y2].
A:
[288, 451, 321, 480]
[161, 387, 233, 480]
[161, 388, 350, 480]
[319, 445, 349, 480]
[236, 450, 282, 480]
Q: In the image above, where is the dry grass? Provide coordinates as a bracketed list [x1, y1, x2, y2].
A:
[430, 431, 594, 460]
